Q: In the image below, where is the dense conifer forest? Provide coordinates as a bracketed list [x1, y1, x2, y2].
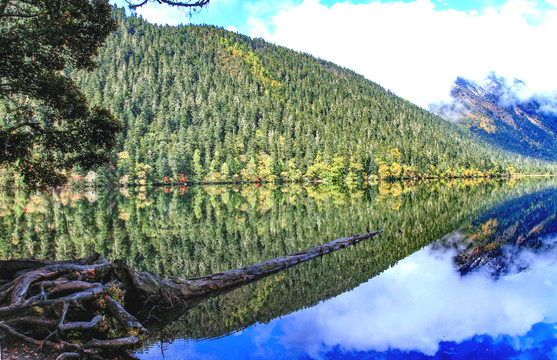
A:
[57, 9, 554, 186]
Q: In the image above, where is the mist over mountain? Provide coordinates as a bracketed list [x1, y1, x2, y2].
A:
[430, 73, 557, 160]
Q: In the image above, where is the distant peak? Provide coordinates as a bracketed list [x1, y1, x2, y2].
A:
[431, 72, 557, 160]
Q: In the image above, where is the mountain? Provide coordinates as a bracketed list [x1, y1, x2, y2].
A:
[431, 74, 557, 160]
[67, 10, 552, 185]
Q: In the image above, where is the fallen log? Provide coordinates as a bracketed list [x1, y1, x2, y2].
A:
[0, 231, 382, 359]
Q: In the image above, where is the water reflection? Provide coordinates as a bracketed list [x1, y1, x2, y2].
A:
[139, 233, 557, 359]
[2, 178, 557, 358]
[283, 243, 557, 356]
[3, 178, 544, 279]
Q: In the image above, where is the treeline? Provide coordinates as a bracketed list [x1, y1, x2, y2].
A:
[56, 9, 555, 187]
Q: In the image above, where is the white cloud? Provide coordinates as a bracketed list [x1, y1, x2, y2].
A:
[225, 25, 239, 33]
[131, 2, 191, 26]
[248, 0, 557, 107]
[245, 0, 299, 38]
[276, 243, 557, 357]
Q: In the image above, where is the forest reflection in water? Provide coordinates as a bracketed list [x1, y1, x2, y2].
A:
[1, 177, 557, 358]
[142, 235, 557, 360]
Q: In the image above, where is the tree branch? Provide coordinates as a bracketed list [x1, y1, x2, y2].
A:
[2, 122, 43, 133]
[58, 314, 103, 332]
[126, 0, 210, 9]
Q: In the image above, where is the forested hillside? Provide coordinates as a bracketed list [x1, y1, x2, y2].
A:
[68, 9, 553, 185]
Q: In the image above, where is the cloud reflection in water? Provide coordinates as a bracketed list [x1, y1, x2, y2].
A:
[276, 242, 557, 358]
[138, 238, 557, 359]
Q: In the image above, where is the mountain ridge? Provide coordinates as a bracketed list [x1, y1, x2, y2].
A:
[431, 74, 557, 160]
[65, 9, 555, 185]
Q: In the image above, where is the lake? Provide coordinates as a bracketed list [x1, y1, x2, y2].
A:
[1, 178, 556, 359]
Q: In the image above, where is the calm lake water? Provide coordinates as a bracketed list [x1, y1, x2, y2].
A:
[1, 178, 556, 359]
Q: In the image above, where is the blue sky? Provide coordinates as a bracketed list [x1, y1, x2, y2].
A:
[109, 0, 557, 107]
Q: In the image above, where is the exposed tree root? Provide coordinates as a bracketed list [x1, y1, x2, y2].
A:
[0, 231, 382, 358]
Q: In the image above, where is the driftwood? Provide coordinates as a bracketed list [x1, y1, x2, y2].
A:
[0, 231, 382, 359]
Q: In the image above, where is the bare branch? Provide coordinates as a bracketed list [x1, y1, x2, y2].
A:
[83, 336, 141, 349]
[104, 295, 147, 334]
[58, 314, 103, 332]
[56, 353, 80, 360]
[126, 0, 210, 9]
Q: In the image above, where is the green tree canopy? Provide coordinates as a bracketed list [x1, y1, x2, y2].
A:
[0, 0, 122, 188]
